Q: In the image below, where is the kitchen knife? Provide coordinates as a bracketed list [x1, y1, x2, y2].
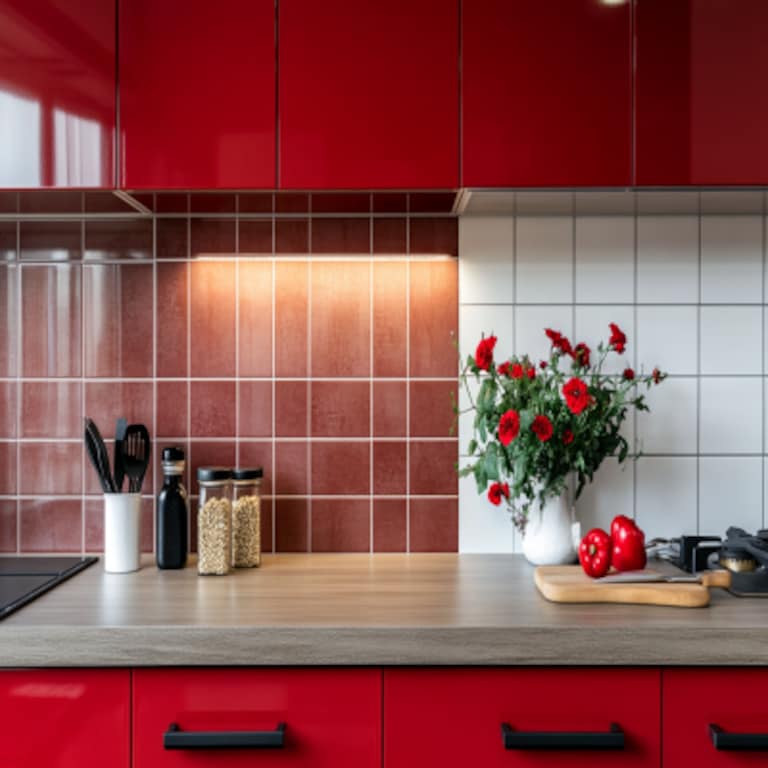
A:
[596, 569, 732, 588]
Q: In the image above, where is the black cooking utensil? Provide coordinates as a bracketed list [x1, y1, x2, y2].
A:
[113, 417, 128, 492]
[84, 418, 116, 493]
[121, 424, 151, 493]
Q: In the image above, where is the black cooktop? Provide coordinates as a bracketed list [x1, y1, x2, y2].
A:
[0, 556, 98, 620]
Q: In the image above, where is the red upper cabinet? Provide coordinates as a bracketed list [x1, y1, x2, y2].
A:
[462, 0, 632, 188]
[0, 0, 115, 188]
[0, 669, 130, 768]
[636, 0, 768, 185]
[279, 0, 459, 190]
[119, 0, 275, 189]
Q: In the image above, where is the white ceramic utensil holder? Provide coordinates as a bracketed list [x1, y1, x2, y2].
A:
[104, 493, 142, 573]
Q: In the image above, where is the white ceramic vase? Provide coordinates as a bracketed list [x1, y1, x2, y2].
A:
[521, 492, 578, 566]
[104, 493, 142, 573]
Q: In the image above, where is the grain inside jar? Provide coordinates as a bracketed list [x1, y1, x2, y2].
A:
[232, 467, 263, 567]
[196, 467, 233, 575]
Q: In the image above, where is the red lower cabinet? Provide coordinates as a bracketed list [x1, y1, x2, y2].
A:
[384, 668, 660, 767]
[664, 669, 768, 766]
[133, 668, 381, 767]
[0, 669, 129, 767]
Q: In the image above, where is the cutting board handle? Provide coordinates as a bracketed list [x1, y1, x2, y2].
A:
[699, 570, 732, 590]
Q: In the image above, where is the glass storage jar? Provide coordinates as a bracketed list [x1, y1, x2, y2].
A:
[197, 467, 232, 576]
[232, 467, 263, 567]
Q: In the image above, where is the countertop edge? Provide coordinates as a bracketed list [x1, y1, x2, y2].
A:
[2, 626, 766, 667]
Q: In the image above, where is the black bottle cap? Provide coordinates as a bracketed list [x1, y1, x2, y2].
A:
[162, 446, 185, 462]
[197, 466, 232, 482]
[232, 467, 264, 480]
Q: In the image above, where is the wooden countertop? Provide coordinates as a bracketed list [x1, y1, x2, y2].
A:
[2, 554, 765, 667]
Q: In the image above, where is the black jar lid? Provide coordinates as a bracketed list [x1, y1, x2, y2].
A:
[162, 446, 185, 462]
[233, 467, 264, 480]
[197, 466, 232, 482]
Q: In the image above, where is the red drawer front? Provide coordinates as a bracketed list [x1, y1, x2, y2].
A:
[384, 668, 660, 767]
[0, 669, 129, 768]
[664, 669, 768, 767]
[133, 668, 381, 768]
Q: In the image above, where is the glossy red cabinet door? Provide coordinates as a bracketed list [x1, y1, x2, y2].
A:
[385, 668, 660, 767]
[462, 0, 631, 187]
[0, 0, 115, 188]
[636, 0, 768, 185]
[0, 669, 129, 767]
[664, 669, 768, 767]
[133, 668, 381, 768]
[279, 0, 458, 189]
[119, 0, 275, 189]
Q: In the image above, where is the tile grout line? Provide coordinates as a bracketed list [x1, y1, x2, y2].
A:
[15, 217, 20, 552]
[235, 193, 240, 471]
[763, 190, 766, 529]
[369, 196, 374, 553]
[405, 196, 412, 552]
[151, 201, 158, 553]
[632, 193, 639, 524]
[186, 196, 192, 553]
[696, 191, 702, 535]
[307, 200, 313, 552]
[271, 204, 276, 552]
[80, 217, 86, 553]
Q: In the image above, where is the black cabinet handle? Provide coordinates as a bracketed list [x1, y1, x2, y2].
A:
[163, 722, 286, 749]
[710, 724, 768, 751]
[501, 722, 625, 750]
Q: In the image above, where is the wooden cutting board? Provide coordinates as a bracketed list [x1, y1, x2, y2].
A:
[535, 566, 731, 608]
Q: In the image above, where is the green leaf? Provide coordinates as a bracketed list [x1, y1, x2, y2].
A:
[484, 443, 500, 481]
[467, 439, 478, 456]
[473, 462, 488, 495]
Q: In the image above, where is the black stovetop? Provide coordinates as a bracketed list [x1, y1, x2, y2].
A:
[0, 556, 98, 620]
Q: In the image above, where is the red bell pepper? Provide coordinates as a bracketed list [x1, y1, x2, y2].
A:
[578, 528, 612, 578]
[610, 515, 647, 571]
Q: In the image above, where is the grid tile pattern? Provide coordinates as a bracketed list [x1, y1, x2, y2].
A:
[0, 191, 459, 554]
[459, 196, 768, 552]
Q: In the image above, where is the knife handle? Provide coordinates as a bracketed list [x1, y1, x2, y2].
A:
[699, 570, 731, 589]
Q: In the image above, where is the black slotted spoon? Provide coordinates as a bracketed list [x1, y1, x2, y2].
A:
[120, 424, 151, 493]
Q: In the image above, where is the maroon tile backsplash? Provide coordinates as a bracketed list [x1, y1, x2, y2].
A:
[0, 192, 457, 554]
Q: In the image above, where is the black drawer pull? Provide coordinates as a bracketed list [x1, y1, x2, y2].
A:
[501, 722, 625, 750]
[710, 724, 768, 750]
[164, 722, 286, 749]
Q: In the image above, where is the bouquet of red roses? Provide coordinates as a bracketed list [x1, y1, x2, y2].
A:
[458, 324, 665, 531]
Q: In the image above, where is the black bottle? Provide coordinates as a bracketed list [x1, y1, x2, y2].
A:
[156, 446, 189, 569]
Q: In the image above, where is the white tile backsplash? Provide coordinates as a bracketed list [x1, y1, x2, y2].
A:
[458, 217, 515, 304]
[701, 216, 763, 303]
[459, 204, 768, 548]
[516, 216, 573, 303]
[637, 306, 698, 375]
[575, 216, 634, 303]
[699, 457, 763, 534]
[637, 216, 699, 304]
[700, 306, 762, 375]
[700, 377, 763, 454]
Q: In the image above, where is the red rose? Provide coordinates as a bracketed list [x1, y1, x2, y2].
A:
[531, 414, 553, 442]
[652, 367, 663, 384]
[511, 362, 524, 379]
[497, 361, 511, 377]
[487, 481, 510, 506]
[609, 323, 626, 354]
[563, 429, 574, 445]
[475, 335, 497, 371]
[498, 409, 520, 446]
[526, 366, 536, 380]
[574, 343, 591, 368]
[539, 361, 548, 369]
[562, 377, 590, 415]
[623, 367, 635, 381]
